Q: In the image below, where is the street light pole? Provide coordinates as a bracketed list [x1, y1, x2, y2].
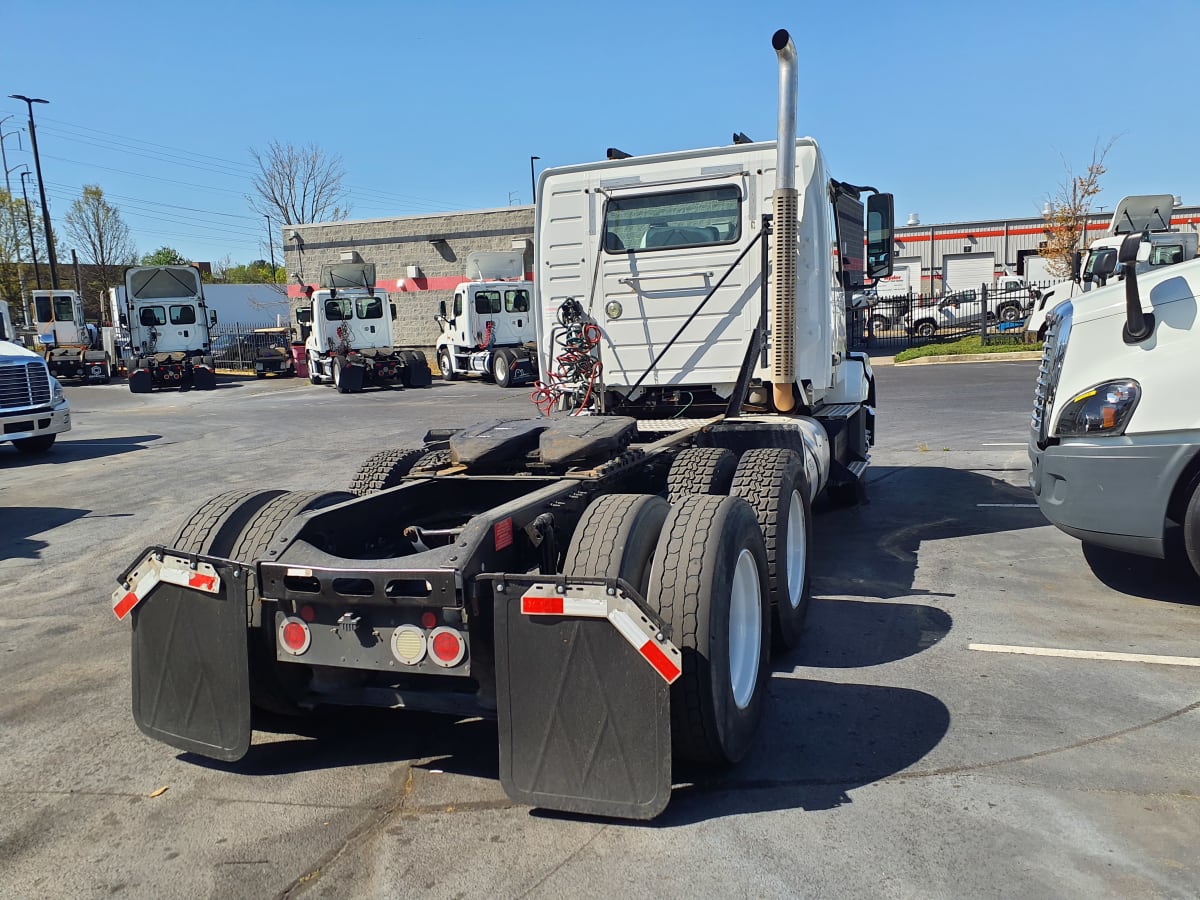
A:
[0, 116, 29, 320]
[19, 169, 40, 290]
[529, 156, 540, 207]
[9, 95, 57, 289]
[265, 214, 277, 284]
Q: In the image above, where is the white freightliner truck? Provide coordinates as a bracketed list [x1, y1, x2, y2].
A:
[30, 289, 113, 384]
[1030, 231, 1200, 579]
[1, 301, 72, 453]
[434, 251, 538, 388]
[110, 29, 893, 820]
[296, 261, 432, 393]
[122, 265, 218, 392]
[1025, 194, 1196, 338]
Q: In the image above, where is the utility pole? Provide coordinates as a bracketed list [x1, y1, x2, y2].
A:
[9, 95, 57, 289]
[265, 213, 277, 284]
[0, 117, 28, 322]
[529, 156, 540, 207]
[19, 169, 40, 291]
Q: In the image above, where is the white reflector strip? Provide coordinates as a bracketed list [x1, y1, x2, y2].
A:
[112, 552, 221, 621]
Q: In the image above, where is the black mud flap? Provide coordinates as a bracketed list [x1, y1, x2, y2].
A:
[130, 558, 251, 762]
[493, 587, 673, 820]
[509, 355, 536, 387]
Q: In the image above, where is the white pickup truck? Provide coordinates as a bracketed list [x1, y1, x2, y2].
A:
[0, 301, 72, 454]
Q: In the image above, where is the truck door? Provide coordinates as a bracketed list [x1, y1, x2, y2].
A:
[597, 180, 753, 388]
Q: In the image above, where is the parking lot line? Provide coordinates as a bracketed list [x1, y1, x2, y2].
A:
[969, 643, 1200, 667]
[976, 503, 1038, 508]
[980, 442, 1028, 446]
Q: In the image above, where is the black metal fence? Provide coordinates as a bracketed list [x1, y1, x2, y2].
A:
[847, 282, 1054, 353]
[209, 321, 294, 371]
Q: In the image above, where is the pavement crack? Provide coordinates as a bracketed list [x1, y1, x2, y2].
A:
[515, 824, 609, 898]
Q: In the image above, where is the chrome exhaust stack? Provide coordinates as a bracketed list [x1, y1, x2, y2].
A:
[770, 28, 798, 412]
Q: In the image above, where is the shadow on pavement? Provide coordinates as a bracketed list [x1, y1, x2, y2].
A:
[0, 507, 91, 560]
[0, 434, 161, 467]
[792, 598, 951, 668]
[1082, 542, 1200, 606]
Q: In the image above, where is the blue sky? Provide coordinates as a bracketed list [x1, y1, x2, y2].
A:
[5, 0, 1199, 266]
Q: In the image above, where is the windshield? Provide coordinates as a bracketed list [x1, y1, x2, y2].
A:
[603, 185, 741, 253]
[1083, 247, 1117, 279]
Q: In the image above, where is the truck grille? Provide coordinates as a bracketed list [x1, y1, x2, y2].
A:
[1030, 304, 1071, 444]
[0, 361, 51, 410]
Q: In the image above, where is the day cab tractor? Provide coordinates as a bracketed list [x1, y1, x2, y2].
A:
[30, 289, 112, 385]
[111, 28, 893, 820]
[296, 261, 432, 393]
[434, 251, 538, 388]
[122, 265, 218, 393]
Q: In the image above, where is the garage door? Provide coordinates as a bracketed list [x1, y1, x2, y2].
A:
[942, 252, 995, 294]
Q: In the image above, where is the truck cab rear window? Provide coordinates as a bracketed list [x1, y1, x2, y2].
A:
[603, 185, 741, 253]
[169, 305, 196, 325]
[474, 291, 502, 314]
[140, 306, 167, 326]
[356, 296, 383, 319]
[505, 289, 530, 313]
[325, 299, 352, 320]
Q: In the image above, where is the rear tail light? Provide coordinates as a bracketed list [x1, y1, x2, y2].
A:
[278, 616, 311, 655]
[390, 625, 427, 665]
[429, 627, 467, 667]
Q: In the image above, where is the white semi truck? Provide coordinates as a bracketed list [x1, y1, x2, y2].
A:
[30, 289, 113, 384]
[1, 301, 72, 454]
[1030, 231, 1200, 579]
[1025, 195, 1196, 338]
[296, 261, 432, 393]
[121, 265, 218, 393]
[434, 251, 538, 388]
[111, 29, 893, 820]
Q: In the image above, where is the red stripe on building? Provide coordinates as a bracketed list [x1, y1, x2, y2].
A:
[287, 273, 535, 298]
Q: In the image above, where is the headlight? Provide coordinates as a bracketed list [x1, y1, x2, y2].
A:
[1055, 379, 1140, 436]
[51, 377, 66, 405]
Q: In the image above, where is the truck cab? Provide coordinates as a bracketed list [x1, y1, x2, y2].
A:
[1026, 195, 1195, 337]
[434, 251, 538, 388]
[1, 305, 72, 454]
[123, 265, 217, 392]
[30, 289, 112, 384]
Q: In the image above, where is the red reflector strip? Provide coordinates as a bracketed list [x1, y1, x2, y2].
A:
[494, 517, 514, 551]
[521, 595, 564, 615]
[188, 572, 216, 591]
[639, 639, 682, 684]
[113, 592, 139, 621]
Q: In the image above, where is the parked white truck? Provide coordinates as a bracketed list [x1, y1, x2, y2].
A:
[1, 301, 72, 454]
[121, 265, 218, 392]
[434, 251, 538, 388]
[111, 28, 893, 820]
[296, 261, 432, 393]
[30, 289, 113, 384]
[1025, 195, 1196, 338]
[1030, 231, 1200, 579]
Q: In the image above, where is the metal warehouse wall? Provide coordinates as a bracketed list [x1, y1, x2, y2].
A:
[894, 205, 1200, 291]
[281, 207, 534, 351]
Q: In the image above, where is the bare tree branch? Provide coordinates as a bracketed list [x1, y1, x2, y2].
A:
[62, 184, 137, 310]
[1039, 137, 1117, 278]
[247, 141, 350, 225]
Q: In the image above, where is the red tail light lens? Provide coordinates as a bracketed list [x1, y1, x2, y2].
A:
[429, 627, 466, 667]
[278, 616, 311, 655]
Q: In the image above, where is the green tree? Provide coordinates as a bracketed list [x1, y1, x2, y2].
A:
[62, 185, 137, 312]
[141, 246, 190, 266]
[0, 188, 50, 315]
[247, 140, 350, 225]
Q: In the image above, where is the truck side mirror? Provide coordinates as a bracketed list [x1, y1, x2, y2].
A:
[209, 309, 218, 326]
[119, 313, 128, 327]
[1070, 251, 1081, 281]
[390, 303, 397, 321]
[1118, 232, 1144, 265]
[438, 300, 447, 319]
[866, 192, 895, 280]
[296, 308, 313, 326]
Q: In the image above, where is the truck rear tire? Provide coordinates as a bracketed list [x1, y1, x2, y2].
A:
[349, 447, 428, 495]
[729, 449, 813, 650]
[12, 434, 56, 454]
[167, 489, 286, 557]
[646, 494, 770, 765]
[411, 449, 451, 472]
[666, 447, 737, 505]
[333, 357, 350, 393]
[492, 349, 514, 389]
[228, 490, 355, 716]
[562, 494, 669, 598]
[438, 348, 457, 381]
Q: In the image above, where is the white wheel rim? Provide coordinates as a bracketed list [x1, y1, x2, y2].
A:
[728, 547, 762, 710]
[496, 356, 507, 379]
[785, 489, 806, 609]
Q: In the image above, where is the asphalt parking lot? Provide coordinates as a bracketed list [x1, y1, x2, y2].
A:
[1, 361, 1196, 899]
